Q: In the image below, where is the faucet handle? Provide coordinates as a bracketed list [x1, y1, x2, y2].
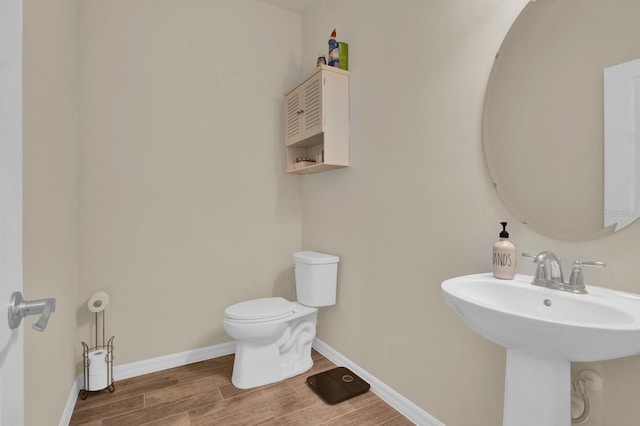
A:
[575, 260, 606, 268]
[522, 253, 549, 286]
[568, 260, 606, 291]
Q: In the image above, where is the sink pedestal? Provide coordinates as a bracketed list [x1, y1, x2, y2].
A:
[504, 348, 570, 426]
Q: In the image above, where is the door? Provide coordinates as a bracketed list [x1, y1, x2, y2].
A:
[0, 0, 25, 424]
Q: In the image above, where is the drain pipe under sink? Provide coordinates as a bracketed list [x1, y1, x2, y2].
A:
[571, 370, 604, 424]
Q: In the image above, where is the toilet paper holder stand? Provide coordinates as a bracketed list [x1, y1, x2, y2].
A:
[80, 309, 115, 400]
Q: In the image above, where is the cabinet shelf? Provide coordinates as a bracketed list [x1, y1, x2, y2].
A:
[286, 132, 323, 148]
[288, 162, 347, 175]
[284, 65, 349, 175]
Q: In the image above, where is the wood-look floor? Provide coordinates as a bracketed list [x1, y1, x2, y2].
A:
[70, 350, 415, 425]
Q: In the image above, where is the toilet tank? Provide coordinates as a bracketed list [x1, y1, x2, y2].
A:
[294, 251, 339, 307]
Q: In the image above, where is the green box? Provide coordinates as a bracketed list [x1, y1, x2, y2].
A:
[339, 42, 349, 71]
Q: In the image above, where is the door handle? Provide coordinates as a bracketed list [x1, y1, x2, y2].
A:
[8, 291, 56, 332]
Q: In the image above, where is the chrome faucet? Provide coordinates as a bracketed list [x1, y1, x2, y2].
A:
[531, 251, 564, 288]
[522, 252, 605, 294]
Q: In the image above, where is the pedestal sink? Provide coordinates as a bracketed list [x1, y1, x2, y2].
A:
[441, 273, 640, 426]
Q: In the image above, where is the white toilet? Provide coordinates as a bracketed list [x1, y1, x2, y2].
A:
[223, 251, 339, 389]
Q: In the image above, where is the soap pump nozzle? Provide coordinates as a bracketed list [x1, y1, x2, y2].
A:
[500, 221, 509, 239]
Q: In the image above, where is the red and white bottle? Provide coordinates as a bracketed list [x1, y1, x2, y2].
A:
[328, 29, 339, 67]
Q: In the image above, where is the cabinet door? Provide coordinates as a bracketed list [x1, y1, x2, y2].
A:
[300, 72, 323, 139]
[285, 88, 303, 144]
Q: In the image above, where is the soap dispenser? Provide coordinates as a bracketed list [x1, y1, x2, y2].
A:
[493, 222, 516, 279]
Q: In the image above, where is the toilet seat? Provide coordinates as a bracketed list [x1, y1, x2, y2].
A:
[224, 297, 294, 323]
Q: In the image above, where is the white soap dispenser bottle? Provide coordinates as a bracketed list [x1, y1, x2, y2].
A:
[493, 222, 516, 279]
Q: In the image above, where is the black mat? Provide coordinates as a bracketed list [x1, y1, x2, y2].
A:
[306, 367, 370, 404]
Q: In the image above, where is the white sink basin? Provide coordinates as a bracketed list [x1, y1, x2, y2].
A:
[442, 273, 640, 361]
[441, 273, 640, 426]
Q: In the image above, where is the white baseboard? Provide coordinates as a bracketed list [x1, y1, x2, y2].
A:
[60, 341, 236, 426]
[59, 378, 81, 426]
[61, 339, 442, 426]
[112, 341, 236, 381]
[312, 338, 445, 426]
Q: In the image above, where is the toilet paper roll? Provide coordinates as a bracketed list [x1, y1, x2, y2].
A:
[88, 374, 108, 391]
[87, 349, 109, 391]
[88, 291, 110, 313]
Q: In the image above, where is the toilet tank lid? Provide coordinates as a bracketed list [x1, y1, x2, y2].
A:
[294, 251, 340, 265]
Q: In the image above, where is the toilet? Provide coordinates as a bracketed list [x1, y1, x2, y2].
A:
[223, 251, 339, 389]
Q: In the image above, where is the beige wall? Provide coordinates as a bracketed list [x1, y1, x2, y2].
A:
[300, 1, 640, 425]
[22, 0, 640, 425]
[23, 0, 79, 424]
[23, 0, 303, 424]
[76, 0, 303, 363]
[299, 2, 525, 424]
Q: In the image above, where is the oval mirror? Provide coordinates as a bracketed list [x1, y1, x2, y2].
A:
[483, 0, 640, 240]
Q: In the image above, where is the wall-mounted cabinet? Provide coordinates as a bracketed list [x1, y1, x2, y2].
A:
[284, 65, 349, 175]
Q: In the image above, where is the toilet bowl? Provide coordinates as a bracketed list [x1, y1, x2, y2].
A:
[224, 297, 318, 389]
[223, 251, 339, 389]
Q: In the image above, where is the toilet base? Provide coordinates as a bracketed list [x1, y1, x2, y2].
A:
[232, 348, 314, 389]
[230, 307, 318, 389]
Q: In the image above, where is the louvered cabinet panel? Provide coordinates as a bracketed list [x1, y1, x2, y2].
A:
[285, 90, 302, 142]
[300, 73, 322, 138]
[283, 65, 349, 175]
